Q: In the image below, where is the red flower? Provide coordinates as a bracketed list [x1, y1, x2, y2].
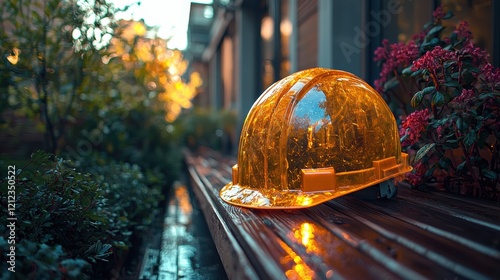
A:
[400, 109, 431, 147]
[454, 21, 473, 41]
[436, 125, 444, 138]
[459, 42, 489, 65]
[374, 40, 419, 92]
[432, 6, 445, 21]
[412, 30, 427, 43]
[395, 41, 419, 65]
[452, 89, 475, 108]
[411, 46, 457, 72]
[406, 162, 426, 186]
[374, 39, 390, 62]
[481, 63, 500, 86]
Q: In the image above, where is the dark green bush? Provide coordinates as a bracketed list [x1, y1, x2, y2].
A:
[0, 151, 164, 279]
[63, 106, 183, 189]
[178, 108, 237, 153]
[0, 238, 90, 279]
[73, 152, 163, 237]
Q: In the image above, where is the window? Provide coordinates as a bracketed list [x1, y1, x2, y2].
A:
[441, 0, 493, 59]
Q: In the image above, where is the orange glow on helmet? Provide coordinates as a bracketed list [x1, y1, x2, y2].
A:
[220, 68, 412, 209]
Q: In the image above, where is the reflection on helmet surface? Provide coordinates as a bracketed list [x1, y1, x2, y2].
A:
[220, 68, 412, 208]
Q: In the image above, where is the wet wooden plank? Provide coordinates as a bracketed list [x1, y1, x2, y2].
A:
[185, 149, 500, 280]
[198, 172, 295, 279]
[187, 166, 259, 280]
[263, 210, 400, 279]
[187, 152, 405, 279]
[138, 246, 160, 280]
[365, 197, 500, 255]
[157, 182, 227, 279]
[196, 155, 395, 279]
[397, 186, 500, 223]
[208, 167, 402, 279]
[304, 204, 457, 279]
[329, 197, 500, 279]
[158, 199, 180, 279]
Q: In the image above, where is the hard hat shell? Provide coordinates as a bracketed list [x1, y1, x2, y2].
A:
[220, 68, 411, 209]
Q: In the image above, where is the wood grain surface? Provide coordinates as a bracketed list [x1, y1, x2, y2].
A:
[185, 148, 500, 280]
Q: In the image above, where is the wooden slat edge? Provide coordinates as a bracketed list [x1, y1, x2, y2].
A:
[187, 165, 259, 280]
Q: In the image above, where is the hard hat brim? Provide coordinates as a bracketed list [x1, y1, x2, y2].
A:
[219, 167, 411, 209]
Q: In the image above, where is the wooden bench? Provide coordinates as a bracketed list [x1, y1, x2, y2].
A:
[184, 148, 500, 280]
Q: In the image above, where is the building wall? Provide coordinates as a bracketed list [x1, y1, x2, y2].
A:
[190, 0, 498, 151]
[221, 37, 235, 109]
[297, 0, 318, 70]
[190, 61, 210, 108]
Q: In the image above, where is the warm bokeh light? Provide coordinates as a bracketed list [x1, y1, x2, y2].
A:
[298, 223, 314, 248]
[109, 20, 202, 122]
[175, 184, 193, 221]
[292, 222, 322, 255]
[6, 48, 19, 65]
[278, 239, 315, 280]
[261, 16, 274, 40]
[280, 19, 292, 37]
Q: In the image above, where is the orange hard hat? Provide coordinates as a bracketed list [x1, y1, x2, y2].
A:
[220, 68, 412, 209]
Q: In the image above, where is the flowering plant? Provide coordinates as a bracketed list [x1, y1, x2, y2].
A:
[374, 7, 499, 199]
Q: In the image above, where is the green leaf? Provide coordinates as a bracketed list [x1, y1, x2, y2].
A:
[443, 141, 459, 149]
[411, 91, 423, 107]
[443, 80, 460, 87]
[438, 157, 451, 169]
[443, 10, 454, 20]
[402, 66, 413, 76]
[415, 143, 435, 163]
[421, 38, 440, 50]
[456, 117, 463, 131]
[450, 32, 459, 45]
[462, 69, 475, 84]
[475, 129, 489, 148]
[443, 61, 456, 68]
[432, 91, 446, 106]
[431, 118, 448, 128]
[422, 86, 436, 95]
[31, 150, 53, 165]
[32, 11, 42, 24]
[411, 69, 423, 77]
[462, 64, 480, 73]
[424, 165, 436, 177]
[482, 170, 498, 180]
[60, 259, 89, 278]
[98, 243, 112, 256]
[400, 128, 410, 143]
[479, 92, 500, 100]
[383, 77, 399, 91]
[423, 21, 434, 30]
[428, 25, 445, 36]
[464, 130, 476, 147]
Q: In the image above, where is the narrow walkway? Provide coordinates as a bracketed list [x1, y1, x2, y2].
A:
[140, 178, 227, 279]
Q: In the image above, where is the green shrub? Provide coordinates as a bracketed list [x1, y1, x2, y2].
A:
[0, 238, 90, 280]
[0, 151, 164, 279]
[73, 152, 164, 236]
[64, 107, 183, 189]
[178, 108, 237, 153]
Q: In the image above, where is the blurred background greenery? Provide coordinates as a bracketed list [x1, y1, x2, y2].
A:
[0, 0, 235, 278]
